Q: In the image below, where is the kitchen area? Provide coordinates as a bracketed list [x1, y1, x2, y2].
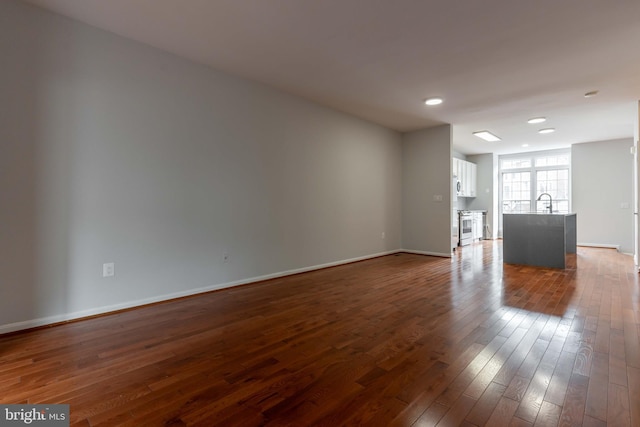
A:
[451, 153, 579, 270]
[452, 156, 488, 250]
[451, 143, 634, 269]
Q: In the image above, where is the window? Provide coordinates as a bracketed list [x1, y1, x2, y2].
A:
[536, 169, 569, 213]
[501, 158, 532, 169]
[502, 171, 531, 213]
[535, 154, 569, 167]
[499, 149, 570, 233]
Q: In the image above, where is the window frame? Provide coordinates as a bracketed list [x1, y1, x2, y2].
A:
[498, 149, 571, 236]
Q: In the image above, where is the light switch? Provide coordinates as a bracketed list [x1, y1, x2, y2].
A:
[103, 262, 115, 277]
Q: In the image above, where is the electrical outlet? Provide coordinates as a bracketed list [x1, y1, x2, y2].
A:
[433, 194, 443, 202]
[102, 262, 115, 278]
[381, 231, 386, 239]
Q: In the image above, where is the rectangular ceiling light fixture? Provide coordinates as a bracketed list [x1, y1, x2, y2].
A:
[472, 130, 501, 142]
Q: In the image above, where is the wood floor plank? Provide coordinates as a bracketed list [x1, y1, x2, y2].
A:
[494, 317, 547, 387]
[434, 394, 477, 427]
[463, 327, 530, 400]
[513, 345, 560, 424]
[0, 242, 638, 426]
[623, 320, 640, 369]
[533, 400, 561, 427]
[485, 397, 520, 427]
[607, 382, 630, 427]
[609, 327, 628, 387]
[558, 373, 589, 426]
[504, 375, 531, 403]
[410, 401, 448, 427]
[581, 415, 607, 427]
[594, 319, 611, 354]
[572, 330, 595, 377]
[584, 351, 608, 422]
[628, 366, 640, 427]
[465, 381, 507, 426]
[436, 335, 506, 406]
[543, 351, 577, 407]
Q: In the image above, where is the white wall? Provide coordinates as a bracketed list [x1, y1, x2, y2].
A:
[0, 0, 403, 331]
[572, 138, 634, 253]
[402, 125, 452, 256]
[467, 153, 499, 238]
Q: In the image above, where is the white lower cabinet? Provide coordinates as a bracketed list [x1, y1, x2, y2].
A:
[472, 212, 483, 240]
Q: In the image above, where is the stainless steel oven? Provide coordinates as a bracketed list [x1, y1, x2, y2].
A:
[459, 211, 473, 246]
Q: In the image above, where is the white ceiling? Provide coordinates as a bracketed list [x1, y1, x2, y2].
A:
[23, 0, 640, 155]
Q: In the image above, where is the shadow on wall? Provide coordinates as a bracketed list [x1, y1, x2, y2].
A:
[0, 1, 75, 336]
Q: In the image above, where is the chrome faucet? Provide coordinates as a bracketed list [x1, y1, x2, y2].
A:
[537, 193, 553, 213]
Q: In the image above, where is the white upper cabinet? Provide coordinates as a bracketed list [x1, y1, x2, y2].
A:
[453, 158, 476, 198]
[469, 162, 477, 197]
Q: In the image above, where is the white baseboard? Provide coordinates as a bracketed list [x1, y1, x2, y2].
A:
[577, 242, 620, 251]
[0, 249, 402, 335]
[401, 249, 452, 258]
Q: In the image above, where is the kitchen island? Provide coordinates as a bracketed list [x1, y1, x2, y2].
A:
[503, 213, 576, 269]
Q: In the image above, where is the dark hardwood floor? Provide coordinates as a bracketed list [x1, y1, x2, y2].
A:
[1, 241, 639, 426]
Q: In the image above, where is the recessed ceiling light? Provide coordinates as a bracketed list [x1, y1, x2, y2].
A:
[522, 144, 529, 147]
[527, 117, 546, 124]
[584, 90, 599, 98]
[473, 131, 501, 142]
[424, 97, 443, 106]
[538, 128, 555, 134]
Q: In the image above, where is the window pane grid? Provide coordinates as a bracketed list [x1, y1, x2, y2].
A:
[535, 154, 569, 167]
[499, 150, 570, 226]
[536, 169, 569, 213]
[502, 171, 531, 213]
[501, 158, 532, 169]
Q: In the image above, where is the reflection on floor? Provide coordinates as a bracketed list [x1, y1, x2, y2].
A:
[1, 240, 638, 426]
